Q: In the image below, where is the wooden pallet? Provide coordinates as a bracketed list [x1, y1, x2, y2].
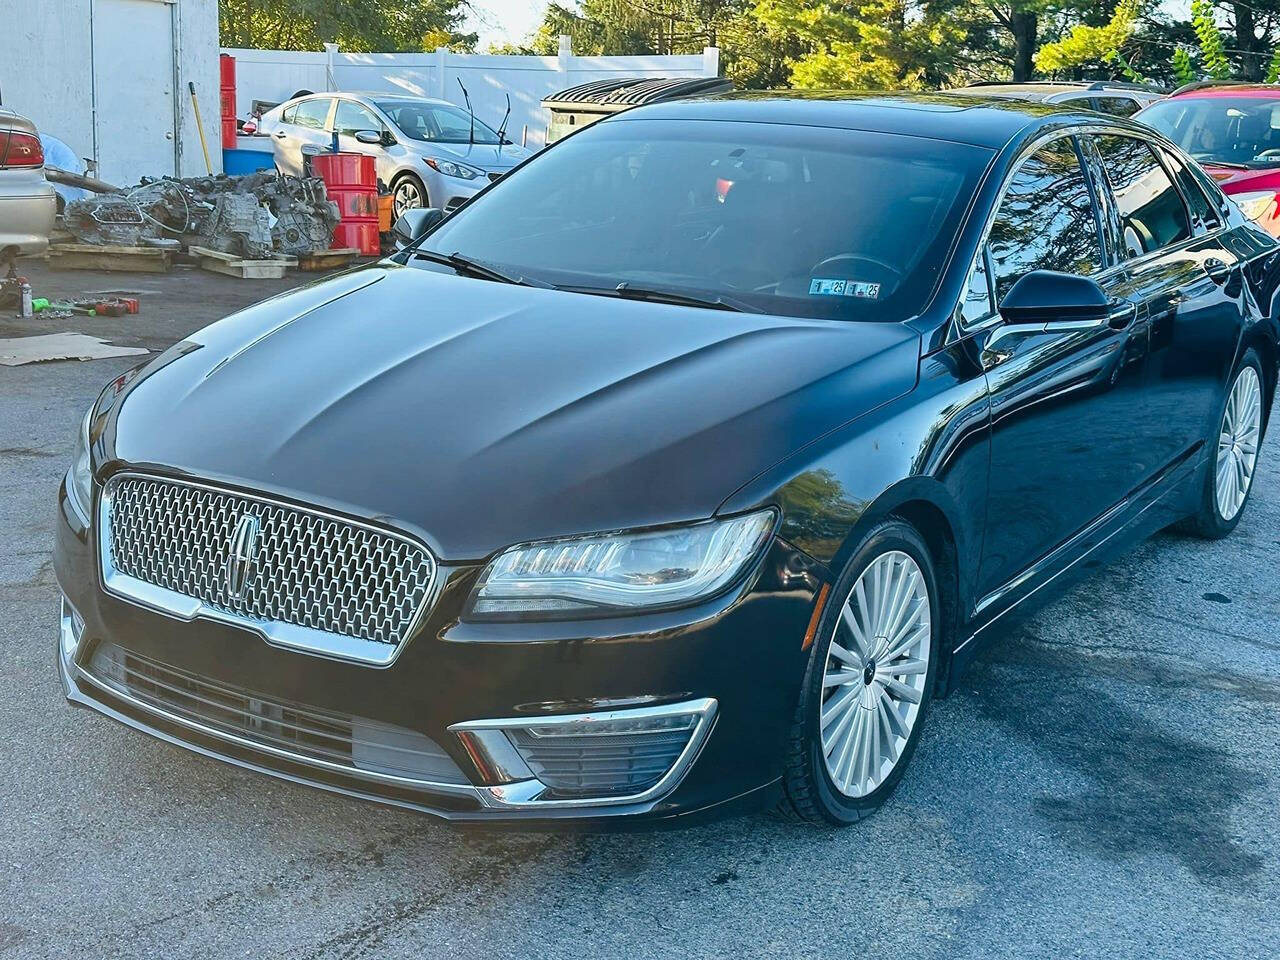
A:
[188, 245, 295, 280]
[296, 247, 362, 272]
[47, 243, 173, 273]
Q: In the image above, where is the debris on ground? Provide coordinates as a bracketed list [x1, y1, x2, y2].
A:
[62, 172, 340, 260]
[0, 333, 149, 366]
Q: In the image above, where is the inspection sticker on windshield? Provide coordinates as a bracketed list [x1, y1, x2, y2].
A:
[809, 279, 880, 299]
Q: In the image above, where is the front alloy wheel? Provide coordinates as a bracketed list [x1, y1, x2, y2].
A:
[392, 175, 425, 219]
[819, 550, 931, 798]
[780, 519, 940, 824]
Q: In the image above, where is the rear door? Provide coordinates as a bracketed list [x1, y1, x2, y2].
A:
[974, 134, 1151, 601]
[1086, 133, 1244, 473]
[272, 97, 334, 175]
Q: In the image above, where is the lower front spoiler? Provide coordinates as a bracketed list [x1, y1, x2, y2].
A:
[58, 618, 749, 827]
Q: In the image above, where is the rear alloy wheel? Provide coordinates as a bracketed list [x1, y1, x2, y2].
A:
[392, 174, 426, 219]
[780, 519, 940, 824]
[1181, 349, 1265, 539]
[1215, 364, 1262, 522]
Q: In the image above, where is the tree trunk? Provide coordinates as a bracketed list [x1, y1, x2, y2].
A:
[1233, 4, 1259, 79]
[1011, 10, 1037, 82]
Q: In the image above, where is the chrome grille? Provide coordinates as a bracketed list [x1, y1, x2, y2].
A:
[101, 474, 436, 662]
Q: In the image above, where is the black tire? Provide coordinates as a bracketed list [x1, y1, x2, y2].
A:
[390, 172, 427, 220]
[778, 518, 941, 825]
[1180, 348, 1265, 540]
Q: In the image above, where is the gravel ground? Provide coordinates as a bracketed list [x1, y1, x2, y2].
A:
[2, 263, 1278, 959]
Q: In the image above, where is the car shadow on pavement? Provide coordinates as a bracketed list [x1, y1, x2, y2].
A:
[963, 625, 1272, 887]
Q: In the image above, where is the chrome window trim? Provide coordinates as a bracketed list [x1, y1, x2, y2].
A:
[97, 472, 439, 668]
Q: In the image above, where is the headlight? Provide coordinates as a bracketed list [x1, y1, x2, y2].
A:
[1232, 190, 1277, 222]
[66, 408, 94, 523]
[425, 157, 483, 180]
[466, 509, 776, 619]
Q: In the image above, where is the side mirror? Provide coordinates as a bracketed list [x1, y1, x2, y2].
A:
[382, 130, 397, 147]
[392, 207, 444, 249]
[998, 270, 1113, 327]
[353, 129, 382, 145]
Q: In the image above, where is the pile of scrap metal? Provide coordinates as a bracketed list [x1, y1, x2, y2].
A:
[61, 172, 340, 259]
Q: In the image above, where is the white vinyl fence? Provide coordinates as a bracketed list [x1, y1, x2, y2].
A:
[223, 39, 720, 149]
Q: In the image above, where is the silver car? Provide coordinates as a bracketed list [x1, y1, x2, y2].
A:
[258, 92, 533, 217]
[0, 108, 57, 260]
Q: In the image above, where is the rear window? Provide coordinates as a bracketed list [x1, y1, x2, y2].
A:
[1095, 135, 1191, 257]
[418, 118, 992, 321]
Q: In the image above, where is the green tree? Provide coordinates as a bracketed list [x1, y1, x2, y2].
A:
[219, 0, 476, 52]
[1033, 0, 1140, 74]
[752, 0, 968, 88]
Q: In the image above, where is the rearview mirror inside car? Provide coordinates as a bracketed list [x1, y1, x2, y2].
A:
[392, 208, 444, 249]
[998, 270, 1112, 327]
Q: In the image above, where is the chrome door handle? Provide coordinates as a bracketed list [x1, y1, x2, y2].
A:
[1107, 301, 1137, 330]
[1204, 258, 1232, 285]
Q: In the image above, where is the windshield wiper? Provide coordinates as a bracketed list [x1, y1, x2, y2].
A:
[1199, 158, 1250, 170]
[567, 281, 761, 314]
[412, 249, 554, 288]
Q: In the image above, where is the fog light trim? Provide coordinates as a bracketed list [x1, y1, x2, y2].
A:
[450, 697, 717, 809]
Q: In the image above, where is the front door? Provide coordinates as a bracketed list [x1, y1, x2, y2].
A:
[332, 99, 397, 189]
[974, 135, 1151, 605]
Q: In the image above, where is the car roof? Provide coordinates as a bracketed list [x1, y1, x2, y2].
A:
[608, 91, 1110, 150]
[1170, 83, 1280, 99]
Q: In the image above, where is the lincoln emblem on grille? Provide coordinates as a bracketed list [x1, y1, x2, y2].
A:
[226, 514, 262, 600]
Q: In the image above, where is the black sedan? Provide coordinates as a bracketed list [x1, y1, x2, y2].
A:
[55, 93, 1278, 826]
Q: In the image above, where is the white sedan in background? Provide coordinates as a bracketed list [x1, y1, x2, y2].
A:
[258, 92, 532, 217]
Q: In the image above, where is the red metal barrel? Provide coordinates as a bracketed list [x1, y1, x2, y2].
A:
[219, 54, 237, 149]
[311, 153, 379, 255]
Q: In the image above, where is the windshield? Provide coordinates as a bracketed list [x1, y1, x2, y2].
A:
[416, 119, 990, 321]
[375, 100, 503, 145]
[1139, 97, 1280, 168]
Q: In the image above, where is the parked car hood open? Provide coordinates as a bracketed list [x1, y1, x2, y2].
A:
[104, 264, 919, 561]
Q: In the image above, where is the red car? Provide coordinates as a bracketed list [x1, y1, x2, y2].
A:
[1138, 82, 1280, 236]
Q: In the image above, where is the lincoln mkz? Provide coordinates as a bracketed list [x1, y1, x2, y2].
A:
[56, 94, 1279, 825]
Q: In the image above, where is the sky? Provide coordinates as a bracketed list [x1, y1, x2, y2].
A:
[466, 0, 551, 51]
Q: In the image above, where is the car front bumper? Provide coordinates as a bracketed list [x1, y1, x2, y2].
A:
[54, 476, 822, 825]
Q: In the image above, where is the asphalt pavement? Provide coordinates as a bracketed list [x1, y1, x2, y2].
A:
[2, 262, 1278, 959]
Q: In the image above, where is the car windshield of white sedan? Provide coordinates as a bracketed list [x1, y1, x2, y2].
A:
[375, 100, 503, 145]
[1140, 97, 1280, 168]
[417, 119, 991, 320]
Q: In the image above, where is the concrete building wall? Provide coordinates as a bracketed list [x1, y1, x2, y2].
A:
[0, 0, 221, 184]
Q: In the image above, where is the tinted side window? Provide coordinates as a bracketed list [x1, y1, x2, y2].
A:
[1095, 135, 1191, 257]
[1161, 148, 1220, 229]
[281, 104, 297, 124]
[1092, 96, 1140, 118]
[989, 139, 1102, 301]
[293, 98, 332, 130]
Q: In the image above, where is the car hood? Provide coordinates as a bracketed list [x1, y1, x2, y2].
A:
[407, 139, 530, 170]
[1202, 163, 1280, 193]
[105, 265, 919, 561]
